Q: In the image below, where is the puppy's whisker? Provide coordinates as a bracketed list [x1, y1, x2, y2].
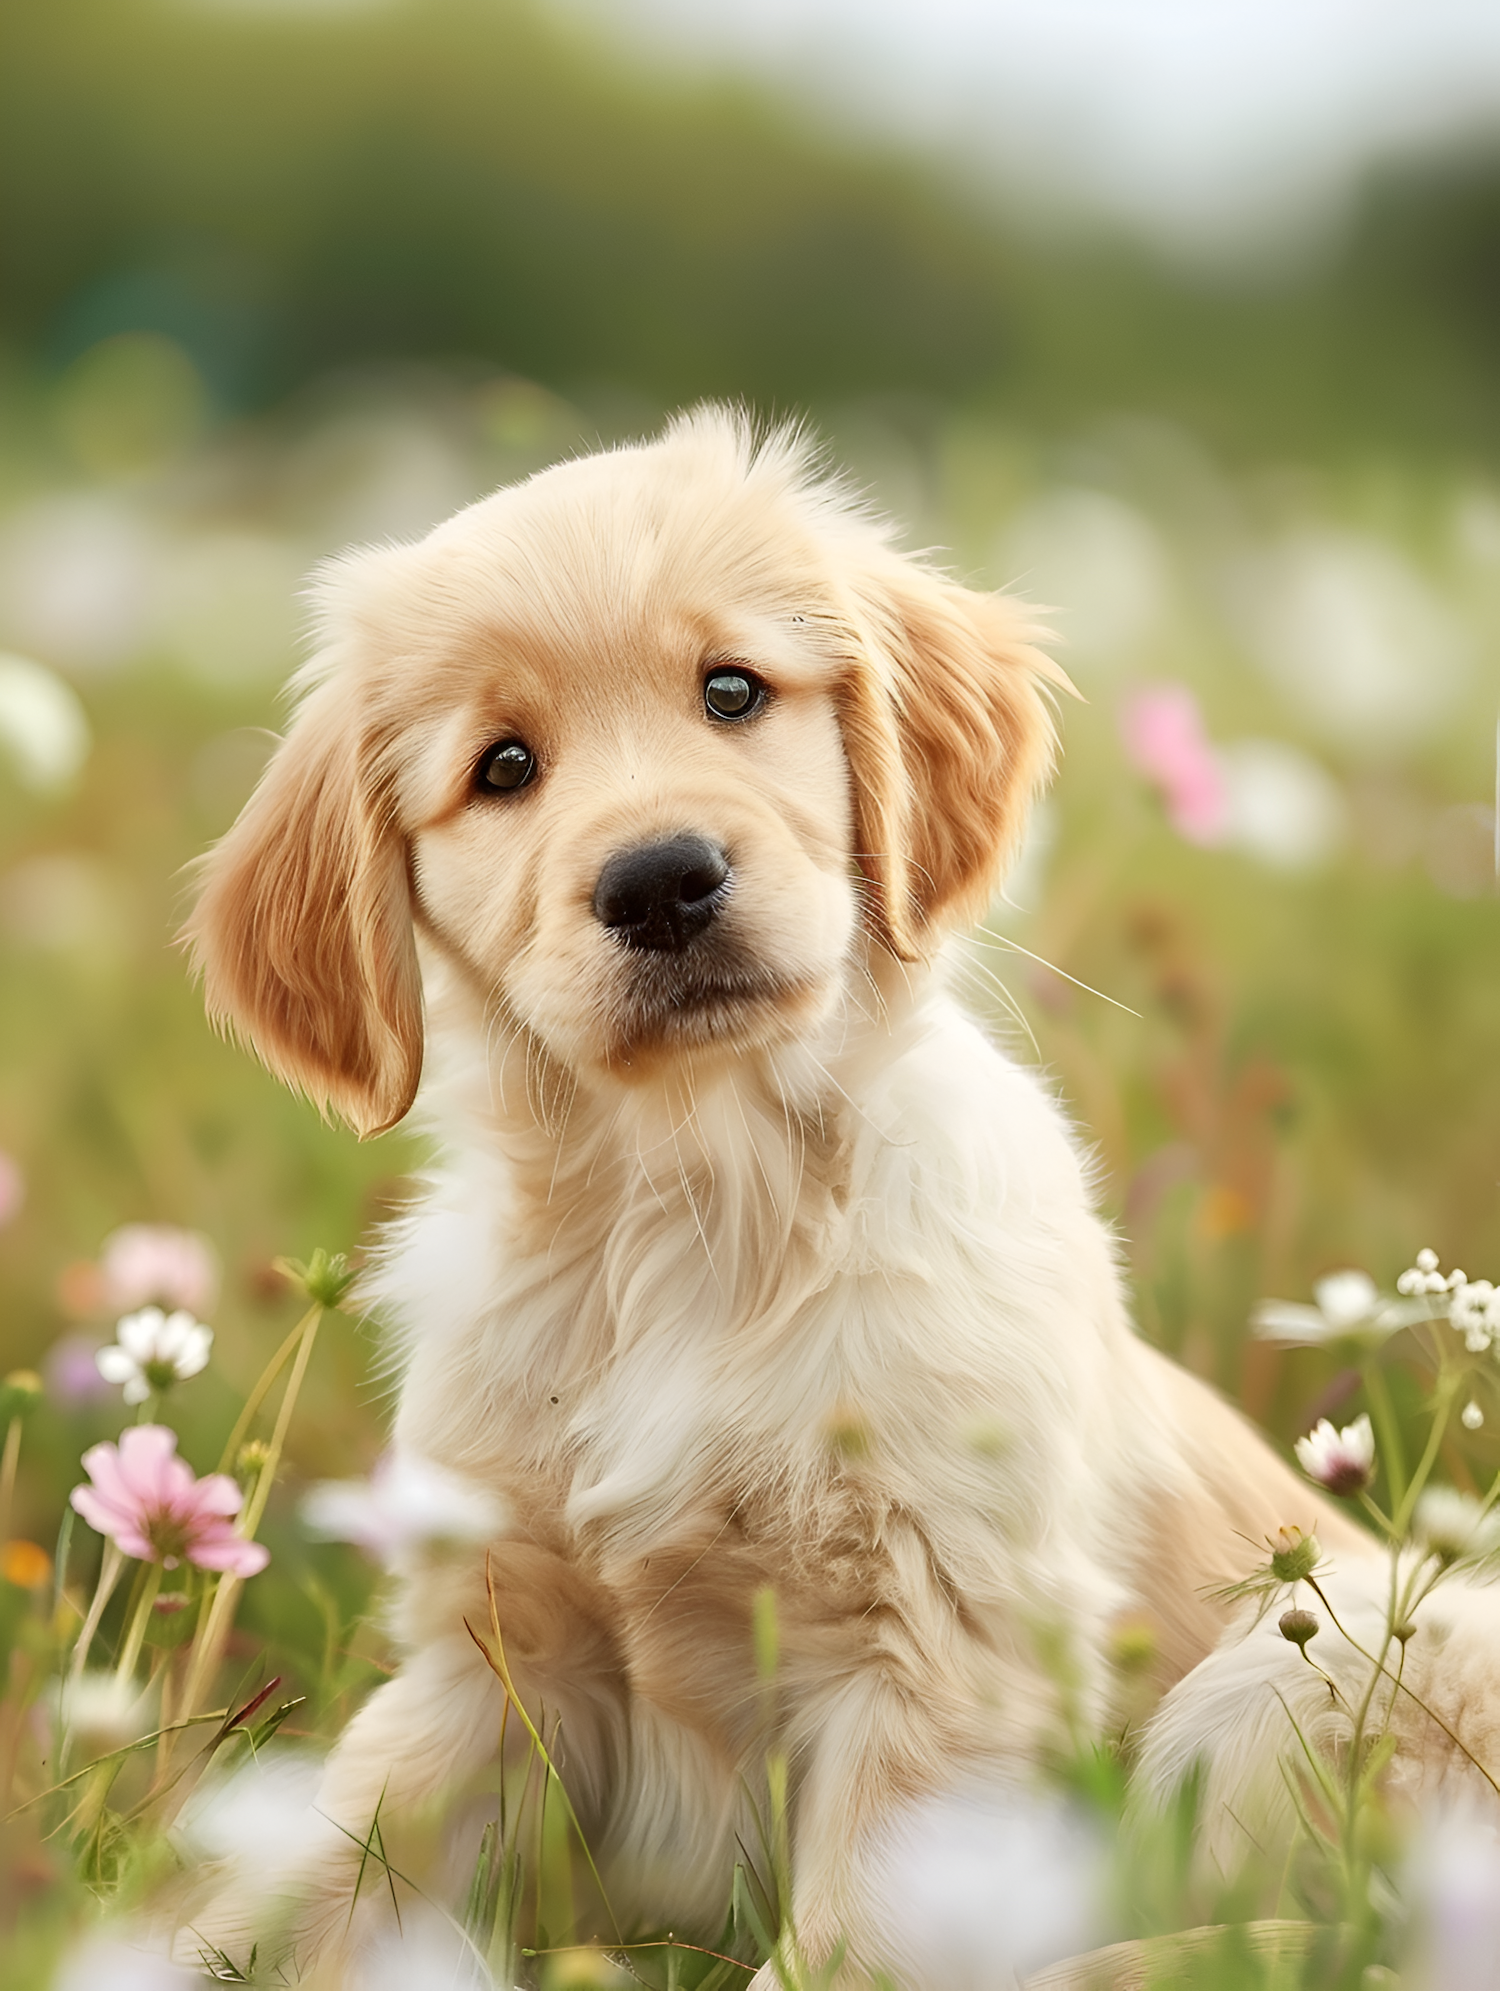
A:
[950, 945, 1041, 1061]
[972, 925, 1142, 1018]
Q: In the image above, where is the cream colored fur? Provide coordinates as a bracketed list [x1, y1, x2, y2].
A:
[183, 408, 1475, 1989]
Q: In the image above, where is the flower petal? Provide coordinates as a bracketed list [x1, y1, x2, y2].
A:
[187, 1529, 269, 1576]
[114, 1425, 183, 1506]
[182, 1472, 243, 1521]
[175, 1326, 213, 1378]
[1312, 1269, 1380, 1327]
[117, 1308, 167, 1362]
[94, 1347, 139, 1385]
[1250, 1301, 1332, 1345]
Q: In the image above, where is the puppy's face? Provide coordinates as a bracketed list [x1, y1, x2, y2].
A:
[187, 412, 1060, 1135]
[393, 583, 859, 1077]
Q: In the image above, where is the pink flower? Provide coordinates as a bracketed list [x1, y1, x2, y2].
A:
[70, 1426, 268, 1577]
[98, 1225, 219, 1318]
[1119, 684, 1228, 845]
[0, 1151, 23, 1228]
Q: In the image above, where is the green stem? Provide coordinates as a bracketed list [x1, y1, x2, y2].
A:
[0, 1413, 21, 1548]
[114, 1561, 162, 1682]
[240, 1301, 322, 1538]
[178, 1301, 324, 1727]
[1394, 1369, 1460, 1538]
[1362, 1363, 1407, 1513]
[69, 1542, 126, 1684]
[214, 1308, 312, 1476]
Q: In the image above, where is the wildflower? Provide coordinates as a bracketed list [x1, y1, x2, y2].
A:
[1279, 1607, 1319, 1649]
[1252, 1268, 1412, 1347]
[1463, 1401, 1485, 1432]
[70, 1425, 269, 1576]
[97, 1224, 219, 1318]
[176, 1746, 330, 1869]
[44, 1332, 114, 1406]
[2, 1538, 51, 1588]
[276, 1247, 356, 1311]
[0, 651, 90, 793]
[301, 1450, 505, 1568]
[1404, 1800, 1500, 1991]
[51, 1671, 154, 1758]
[1119, 684, 1228, 846]
[871, 1787, 1108, 1984]
[0, 1149, 22, 1227]
[1294, 1413, 1375, 1496]
[1412, 1487, 1500, 1566]
[1269, 1526, 1322, 1584]
[95, 1307, 212, 1404]
[53, 1932, 197, 1991]
[1450, 1279, 1500, 1354]
[0, 1368, 43, 1422]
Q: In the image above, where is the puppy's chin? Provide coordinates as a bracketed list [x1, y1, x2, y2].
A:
[600, 959, 834, 1077]
[514, 943, 842, 1084]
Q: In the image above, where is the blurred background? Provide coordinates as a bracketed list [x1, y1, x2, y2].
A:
[0, 0, 1498, 1729]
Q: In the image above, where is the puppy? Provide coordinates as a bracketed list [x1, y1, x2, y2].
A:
[187, 408, 1414, 1985]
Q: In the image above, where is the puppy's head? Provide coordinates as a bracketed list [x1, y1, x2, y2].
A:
[185, 410, 1061, 1135]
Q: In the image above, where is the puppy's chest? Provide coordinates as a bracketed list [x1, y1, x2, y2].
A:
[584, 1479, 910, 1746]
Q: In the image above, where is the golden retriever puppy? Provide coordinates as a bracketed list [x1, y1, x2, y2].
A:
[186, 407, 1408, 1985]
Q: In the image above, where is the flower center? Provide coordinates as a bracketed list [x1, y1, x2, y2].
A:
[142, 1357, 181, 1394]
[143, 1509, 191, 1568]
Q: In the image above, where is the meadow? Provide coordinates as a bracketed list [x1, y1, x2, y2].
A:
[1, 3, 1499, 1980]
[0, 347, 1495, 1986]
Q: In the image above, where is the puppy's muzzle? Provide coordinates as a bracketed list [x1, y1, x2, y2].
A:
[593, 835, 731, 953]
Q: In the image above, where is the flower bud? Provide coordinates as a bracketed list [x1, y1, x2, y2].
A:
[0, 1369, 44, 1422]
[276, 1249, 356, 1311]
[1278, 1607, 1319, 1648]
[236, 1439, 272, 1482]
[1269, 1527, 1321, 1584]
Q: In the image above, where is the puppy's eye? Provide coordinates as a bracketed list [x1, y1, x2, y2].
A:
[703, 668, 767, 721]
[475, 739, 536, 793]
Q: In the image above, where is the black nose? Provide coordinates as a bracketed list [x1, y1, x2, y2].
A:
[592, 835, 731, 952]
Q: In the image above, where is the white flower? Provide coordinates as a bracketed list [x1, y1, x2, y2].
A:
[54, 1934, 198, 1991]
[1463, 1401, 1485, 1432]
[870, 1786, 1109, 1986]
[0, 651, 91, 793]
[175, 1746, 329, 1869]
[1398, 1247, 1461, 1299]
[1412, 1487, 1500, 1564]
[1252, 1268, 1415, 1346]
[51, 1672, 153, 1758]
[1451, 1279, 1500, 1354]
[1404, 1800, 1500, 1991]
[95, 1307, 212, 1404]
[301, 1451, 507, 1568]
[1294, 1414, 1375, 1496]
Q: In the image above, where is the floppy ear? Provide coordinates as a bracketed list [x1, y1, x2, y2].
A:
[182, 681, 423, 1139]
[838, 560, 1064, 960]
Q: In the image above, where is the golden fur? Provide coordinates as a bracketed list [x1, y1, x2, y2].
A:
[184, 409, 1448, 1988]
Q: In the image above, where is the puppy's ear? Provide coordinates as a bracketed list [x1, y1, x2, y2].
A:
[839, 560, 1064, 960]
[183, 682, 422, 1138]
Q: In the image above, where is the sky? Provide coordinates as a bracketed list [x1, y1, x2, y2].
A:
[574, 0, 1500, 264]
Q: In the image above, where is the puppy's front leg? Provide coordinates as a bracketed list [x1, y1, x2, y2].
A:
[748, 1629, 1059, 1991]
